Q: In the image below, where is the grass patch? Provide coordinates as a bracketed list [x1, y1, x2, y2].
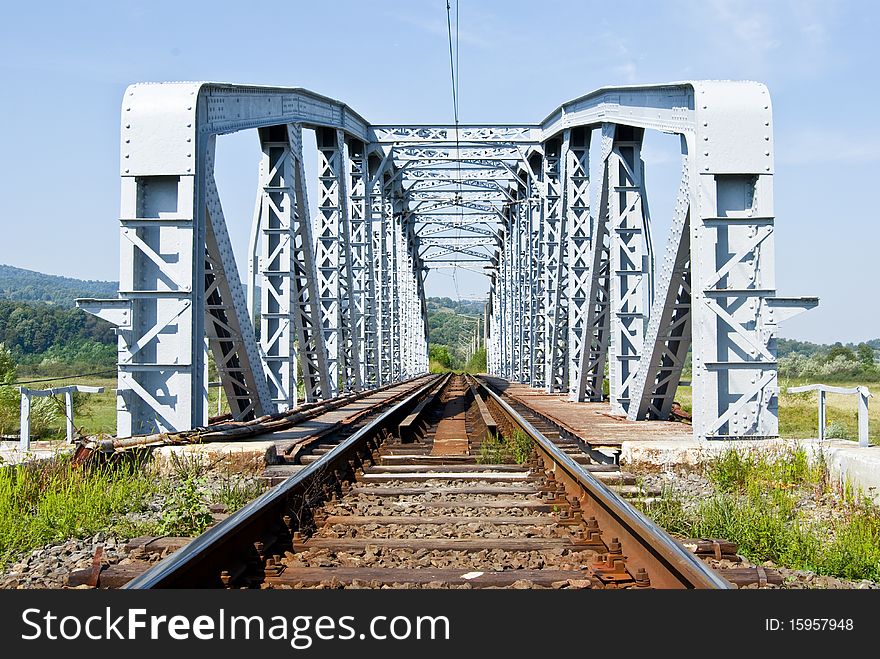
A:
[215, 474, 267, 513]
[636, 448, 880, 582]
[0, 455, 159, 566]
[153, 455, 268, 535]
[476, 429, 532, 464]
[156, 475, 213, 537]
[707, 446, 826, 493]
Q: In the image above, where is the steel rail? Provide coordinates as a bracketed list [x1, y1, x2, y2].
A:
[471, 375, 730, 589]
[124, 373, 447, 589]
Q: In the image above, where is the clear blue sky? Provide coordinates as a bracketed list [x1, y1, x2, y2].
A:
[0, 1, 876, 343]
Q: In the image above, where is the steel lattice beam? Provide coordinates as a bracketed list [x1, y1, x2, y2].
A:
[542, 134, 569, 392]
[607, 125, 653, 415]
[78, 81, 816, 442]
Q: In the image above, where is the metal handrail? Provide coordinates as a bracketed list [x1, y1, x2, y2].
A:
[787, 383, 872, 447]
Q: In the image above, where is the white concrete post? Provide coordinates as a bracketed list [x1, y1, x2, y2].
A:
[818, 390, 826, 441]
[64, 390, 75, 443]
[858, 386, 870, 448]
[19, 390, 31, 452]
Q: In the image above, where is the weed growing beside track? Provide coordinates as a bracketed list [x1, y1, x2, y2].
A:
[477, 429, 532, 464]
[0, 456, 159, 566]
[636, 447, 880, 582]
[0, 453, 270, 569]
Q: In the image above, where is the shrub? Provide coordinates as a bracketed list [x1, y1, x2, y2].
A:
[156, 476, 213, 537]
[825, 420, 851, 440]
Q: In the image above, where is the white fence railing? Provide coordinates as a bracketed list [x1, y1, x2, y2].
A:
[786, 384, 872, 447]
[19, 385, 104, 451]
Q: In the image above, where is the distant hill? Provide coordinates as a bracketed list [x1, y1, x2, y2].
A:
[0, 264, 117, 308]
[427, 296, 485, 317]
[426, 297, 486, 362]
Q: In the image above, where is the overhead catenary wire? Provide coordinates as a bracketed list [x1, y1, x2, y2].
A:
[445, 0, 464, 311]
[12, 369, 116, 386]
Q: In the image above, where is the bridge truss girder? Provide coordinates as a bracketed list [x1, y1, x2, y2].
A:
[79, 83, 428, 436]
[79, 81, 815, 441]
[483, 81, 817, 439]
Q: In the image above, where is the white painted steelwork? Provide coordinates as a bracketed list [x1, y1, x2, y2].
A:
[80, 81, 815, 440]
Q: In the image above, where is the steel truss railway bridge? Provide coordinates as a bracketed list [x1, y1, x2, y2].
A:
[78, 80, 816, 441]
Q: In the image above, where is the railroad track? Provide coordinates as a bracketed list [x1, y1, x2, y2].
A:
[123, 373, 729, 589]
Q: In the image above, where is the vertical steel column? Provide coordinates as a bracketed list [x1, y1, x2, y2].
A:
[377, 173, 395, 384]
[487, 271, 501, 374]
[389, 185, 403, 381]
[573, 124, 614, 403]
[691, 134, 779, 437]
[519, 175, 533, 384]
[364, 153, 385, 387]
[288, 125, 332, 402]
[400, 217, 425, 376]
[257, 126, 299, 410]
[517, 181, 530, 382]
[511, 198, 522, 382]
[115, 155, 204, 435]
[337, 133, 361, 391]
[529, 153, 546, 388]
[543, 133, 570, 392]
[495, 226, 505, 377]
[608, 126, 653, 415]
[565, 128, 592, 399]
[500, 218, 511, 378]
[484, 299, 491, 370]
[400, 218, 413, 377]
[413, 230, 429, 373]
[315, 128, 342, 395]
[315, 128, 361, 394]
[258, 124, 332, 407]
[346, 138, 370, 389]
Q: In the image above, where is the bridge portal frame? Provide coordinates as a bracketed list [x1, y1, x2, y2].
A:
[78, 83, 428, 436]
[78, 80, 815, 441]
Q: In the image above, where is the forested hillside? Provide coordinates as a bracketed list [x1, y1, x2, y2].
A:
[426, 297, 485, 370]
[0, 264, 117, 307]
[0, 301, 115, 375]
[0, 265, 117, 376]
[0, 263, 876, 382]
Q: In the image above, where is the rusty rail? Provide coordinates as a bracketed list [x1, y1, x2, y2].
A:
[125, 372, 728, 589]
[124, 374, 444, 588]
[471, 375, 730, 589]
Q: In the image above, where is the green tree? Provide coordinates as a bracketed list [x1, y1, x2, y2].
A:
[827, 343, 856, 362]
[857, 343, 875, 368]
[429, 345, 454, 369]
[0, 343, 19, 435]
[465, 347, 487, 374]
[0, 342, 15, 385]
